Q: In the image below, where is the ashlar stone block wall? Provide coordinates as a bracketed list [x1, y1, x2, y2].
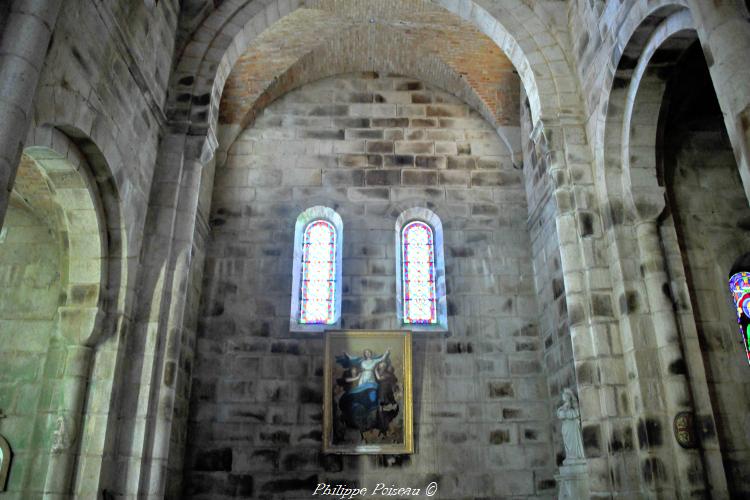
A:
[4, 1, 183, 496]
[37, 0, 180, 242]
[185, 73, 556, 499]
[663, 73, 750, 496]
[0, 163, 63, 496]
[520, 93, 573, 466]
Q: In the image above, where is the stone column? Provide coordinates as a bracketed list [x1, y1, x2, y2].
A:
[687, 1, 750, 201]
[43, 344, 94, 498]
[144, 148, 204, 498]
[0, 0, 62, 226]
[634, 218, 709, 496]
[118, 133, 208, 498]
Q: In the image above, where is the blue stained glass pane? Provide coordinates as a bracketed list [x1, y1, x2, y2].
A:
[300, 220, 336, 324]
[402, 221, 437, 324]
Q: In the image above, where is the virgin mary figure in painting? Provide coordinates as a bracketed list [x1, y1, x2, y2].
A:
[340, 349, 390, 386]
[335, 349, 399, 441]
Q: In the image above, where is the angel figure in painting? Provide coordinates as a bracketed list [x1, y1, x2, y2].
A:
[375, 361, 398, 407]
[557, 388, 585, 464]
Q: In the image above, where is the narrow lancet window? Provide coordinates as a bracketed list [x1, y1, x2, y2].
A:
[402, 221, 437, 324]
[300, 220, 337, 324]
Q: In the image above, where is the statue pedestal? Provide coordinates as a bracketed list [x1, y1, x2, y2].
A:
[555, 461, 589, 500]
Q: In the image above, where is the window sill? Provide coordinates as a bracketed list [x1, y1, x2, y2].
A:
[288, 320, 341, 335]
[399, 324, 450, 337]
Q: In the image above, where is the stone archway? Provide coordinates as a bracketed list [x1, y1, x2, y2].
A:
[659, 40, 750, 497]
[598, 7, 719, 497]
[167, 0, 564, 162]
[596, 4, 750, 496]
[0, 139, 106, 496]
[147, 1, 602, 497]
[214, 17, 522, 164]
[0, 79, 131, 494]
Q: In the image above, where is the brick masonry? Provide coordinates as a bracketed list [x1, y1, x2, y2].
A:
[218, 5, 519, 130]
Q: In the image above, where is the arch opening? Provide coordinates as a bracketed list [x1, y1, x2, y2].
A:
[167, 0, 557, 164]
[0, 144, 105, 496]
[658, 40, 750, 497]
[212, 7, 522, 165]
[600, 6, 750, 495]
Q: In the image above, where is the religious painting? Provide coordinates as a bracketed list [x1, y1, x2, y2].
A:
[323, 330, 413, 454]
[0, 434, 11, 491]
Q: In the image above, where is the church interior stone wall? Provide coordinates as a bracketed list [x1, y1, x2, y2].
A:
[0, 0, 749, 498]
[0, 159, 63, 495]
[185, 72, 557, 498]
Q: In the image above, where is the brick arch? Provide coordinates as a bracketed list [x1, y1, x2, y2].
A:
[168, 0, 560, 161]
[215, 21, 520, 161]
[434, 0, 557, 124]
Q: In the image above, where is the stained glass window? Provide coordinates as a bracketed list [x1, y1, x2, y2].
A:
[300, 220, 337, 324]
[402, 221, 437, 324]
[729, 271, 750, 364]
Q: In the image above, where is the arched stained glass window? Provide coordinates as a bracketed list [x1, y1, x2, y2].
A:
[300, 220, 337, 324]
[402, 221, 437, 324]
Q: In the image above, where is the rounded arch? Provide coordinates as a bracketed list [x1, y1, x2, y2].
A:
[27, 87, 127, 347]
[289, 205, 344, 333]
[602, 7, 696, 222]
[0, 127, 117, 497]
[20, 146, 106, 343]
[434, 0, 553, 124]
[22, 127, 122, 347]
[168, 0, 561, 161]
[215, 23, 521, 164]
[597, 5, 742, 496]
[394, 206, 447, 331]
[18, 91, 130, 497]
[594, 0, 691, 198]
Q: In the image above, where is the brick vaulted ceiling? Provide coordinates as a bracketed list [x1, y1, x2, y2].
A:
[217, 1, 520, 136]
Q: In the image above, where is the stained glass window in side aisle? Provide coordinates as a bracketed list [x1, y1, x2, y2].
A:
[402, 221, 437, 324]
[300, 220, 337, 324]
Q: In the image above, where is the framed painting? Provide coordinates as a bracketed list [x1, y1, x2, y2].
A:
[323, 330, 413, 454]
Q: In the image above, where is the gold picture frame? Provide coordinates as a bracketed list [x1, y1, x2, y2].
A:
[323, 330, 413, 454]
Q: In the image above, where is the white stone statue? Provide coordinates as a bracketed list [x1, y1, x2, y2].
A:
[557, 388, 585, 464]
[51, 415, 69, 453]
